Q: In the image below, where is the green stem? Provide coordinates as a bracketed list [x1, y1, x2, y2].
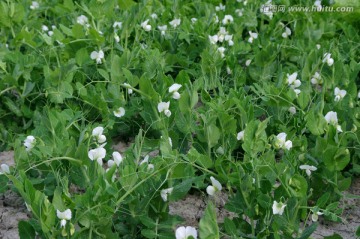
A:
[24, 157, 82, 172]
[0, 86, 16, 96]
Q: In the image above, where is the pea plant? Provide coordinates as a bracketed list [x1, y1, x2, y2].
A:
[0, 0, 360, 238]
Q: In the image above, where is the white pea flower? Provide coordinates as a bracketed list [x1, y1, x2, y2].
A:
[147, 164, 154, 171]
[245, 59, 252, 66]
[311, 211, 324, 222]
[113, 21, 122, 30]
[42, 25, 49, 32]
[316, 44, 321, 50]
[24, 135, 36, 152]
[191, 18, 197, 24]
[217, 47, 226, 58]
[30, 1, 39, 10]
[88, 147, 106, 166]
[216, 146, 224, 155]
[215, 3, 225, 11]
[169, 83, 182, 99]
[0, 164, 10, 175]
[260, 0, 274, 19]
[124, 83, 133, 94]
[48, 31, 54, 36]
[114, 34, 120, 43]
[139, 155, 154, 170]
[158, 25, 167, 36]
[334, 87, 346, 102]
[310, 72, 321, 85]
[299, 165, 317, 177]
[237, 130, 245, 141]
[92, 126, 106, 143]
[324, 111, 342, 132]
[294, 89, 301, 97]
[286, 72, 301, 89]
[358, 91, 360, 99]
[77, 15, 89, 26]
[90, 50, 104, 64]
[151, 13, 158, 19]
[214, 15, 219, 23]
[169, 18, 181, 28]
[226, 66, 232, 75]
[324, 111, 338, 125]
[222, 15, 234, 25]
[113, 107, 125, 118]
[272, 201, 286, 215]
[323, 53, 334, 66]
[112, 151, 123, 166]
[288, 107, 296, 115]
[107, 159, 115, 168]
[157, 101, 171, 117]
[275, 133, 292, 150]
[225, 35, 234, 46]
[248, 31, 258, 43]
[282, 27, 291, 38]
[140, 155, 150, 165]
[235, 9, 244, 17]
[175, 226, 198, 239]
[206, 176, 222, 196]
[168, 137, 173, 147]
[209, 35, 219, 45]
[160, 187, 173, 202]
[314, 0, 322, 11]
[56, 209, 72, 228]
[218, 27, 228, 41]
[141, 19, 152, 31]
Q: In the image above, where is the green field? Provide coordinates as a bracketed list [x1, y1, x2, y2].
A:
[0, 0, 360, 238]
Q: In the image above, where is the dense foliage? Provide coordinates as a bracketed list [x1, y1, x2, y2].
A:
[1, 0, 360, 238]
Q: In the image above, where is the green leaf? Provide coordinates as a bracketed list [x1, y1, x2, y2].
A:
[139, 216, 156, 229]
[188, 147, 213, 169]
[298, 223, 317, 239]
[316, 192, 330, 208]
[139, 74, 158, 100]
[288, 174, 308, 198]
[52, 187, 65, 211]
[75, 48, 89, 66]
[324, 148, 350, 171]
[199, 202, 219, 239]
[305, 110, 327, 136]
[218, 112, 237, 134]
[119, 165, 138, 191]
[117, 0, 136, 10]
[242, 119, 268, 157]
[18, 221, 36, 239]
[297, 91, 310, 109]
[323, 234, 343, 239]
[110, 55, 122, 83]
[59, 24, 73, 37]
[98, 68, 109, 81]
[141, 229, 157, 239]
[206, 124, 220, 149]
[4, 97, 22, 116]
[337, 177, 351, 191]
[223, 218, 237, 237]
